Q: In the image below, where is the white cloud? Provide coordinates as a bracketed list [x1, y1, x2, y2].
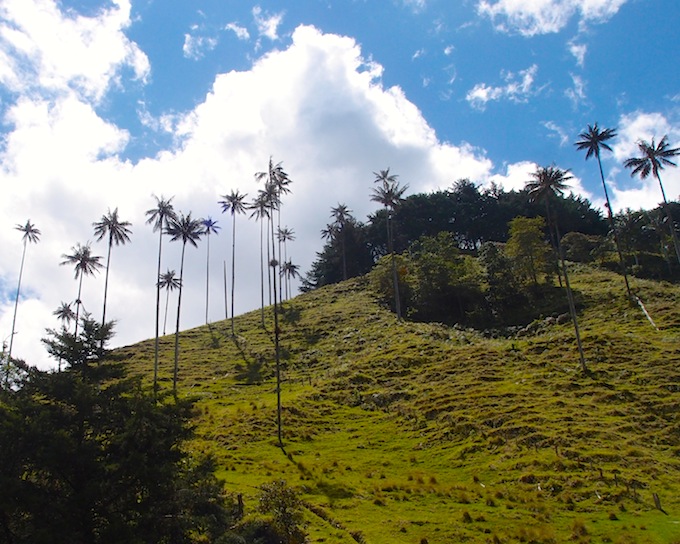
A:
[183, 26, 219, 60]
[0, 0, 148, 102]
[253, 6, 284, 41]
[608, 111, 680, 210]
[477, 0, 628, 36]
[486, 160, 536, 192]
[0, 13, 494, 370]
[466, 64, 538, 110]
[543, 120, 570, 146]
[226, 22, 250, 41]
[565, 73, 586, 107]
[568, 40, 587, 66]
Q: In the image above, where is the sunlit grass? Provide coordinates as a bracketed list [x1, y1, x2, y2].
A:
[116, 267, 680, 543]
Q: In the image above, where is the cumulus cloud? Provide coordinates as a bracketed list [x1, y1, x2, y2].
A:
[609, 111, 680, 210]
[0, 7, 494, 369]
[466, 64, 539, 110]
[0, 0, 148, 102]
[477, 0, 628, 36]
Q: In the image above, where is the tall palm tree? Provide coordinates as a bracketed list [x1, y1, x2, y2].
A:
[575, 124, 631, 297]
[256, 158, 291, 302]
[254, 158, 291, 448]
[158, 269, 181, 335]
[371, 168, 408, 320]
[249, 191, 271, 328]
[277, 226, 295, 297]
[280, 260, 300, 300]
[145, 195, 177, 397]
[219, 189, 248, 335]
[60, 243, 102, 338]
[166, 212, 203, 398]
[527, 166, 587, 373]
[93, 208, 132, 348]
[8, 220, 40, 361]
[624, 136, 680, 264]
[200, 217, 220, 324]
[52, 301, 76, 372]
[330, 204, 353, 281]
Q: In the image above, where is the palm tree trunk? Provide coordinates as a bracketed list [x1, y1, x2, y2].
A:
[270, 214, 283, 447]
[231, 214, 236, 335]
[259, 217, 265, 328]
[173, 242, 187, 400]
[7, 240, 27, 361]
[655, 173, 680, 265]
[387, 211, 402, 319]
[597, 155, 632, 297]
[205, 232, 210, 324]
[75, 274, 84, 337]
[153, 229, 163, 399]
[163, 287, 170, 336]
[223, 260, 228, 321]
[100, 236, 113, 350]
[554, 220, 587, 373]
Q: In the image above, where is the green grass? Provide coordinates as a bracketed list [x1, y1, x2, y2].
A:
[116, 266, 680, 543]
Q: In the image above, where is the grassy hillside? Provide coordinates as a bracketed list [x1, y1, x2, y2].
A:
[117, 265, 680, 543]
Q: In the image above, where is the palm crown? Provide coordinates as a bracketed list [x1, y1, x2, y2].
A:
[93, 208, 132, 246]
[575, 123, 617, 160]
[526, 165, 573, 204]
[16, 220, 41, 244]
[623, 136, 680, 181]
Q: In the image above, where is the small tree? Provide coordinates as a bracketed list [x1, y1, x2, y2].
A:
[505, 216, 550, 286]
[258, 480, 306, 544]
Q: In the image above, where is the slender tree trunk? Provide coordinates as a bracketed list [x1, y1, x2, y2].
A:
[231, 214, 237, 335]
[100, 236, 113, 350]
[596, 154, 632, 297]
[173, 243, 187, 400]
[163, 287, 170, 336]
[205, 232, 211, 325]
[655, 173, 680, 265]
[387, 211, 402, 319]
[259, 218, 265, 328]
[223, 260, 228, 321]
[270, 213, 283, 447]
[8, 240, 27, 361]
[341, 227, 347, 281]
[554, 217, 587, 373]
[153, 229, 163, 399]
[74, 274, 84, 337]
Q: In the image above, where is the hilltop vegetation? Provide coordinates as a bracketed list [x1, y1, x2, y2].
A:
[113, 263, 680, 543]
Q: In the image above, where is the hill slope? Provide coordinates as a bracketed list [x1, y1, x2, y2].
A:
[118, 265, 680, 543]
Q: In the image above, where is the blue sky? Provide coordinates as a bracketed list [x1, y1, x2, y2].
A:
[1, 0, 679, 367]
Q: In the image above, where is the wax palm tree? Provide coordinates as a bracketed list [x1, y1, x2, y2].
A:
[60, 243, 102, 338]
[256, 158, 291, 302]
[93, 208, 132, 347]
[527, 166, 587, 373]
[166, 212, 203, 398]
[330, 204, 353, 281]
[277, 226, 295, 298]
[219, 189, 248, 335]
[158, 269, 181, 335]
[624, 136, 680, 264]
[53, 301, 76, 328]
[249, 191, 271, 328]
[575, 124, 632, 296]
[7, 220, 40, 361]
[254, 158, 291, 447]
[280, 260, 300, 300]
[371, 168, 408, 319]
[51, 301, 76, 372]
[200, 217, 220, 324]
[145, 195, 177, 397]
